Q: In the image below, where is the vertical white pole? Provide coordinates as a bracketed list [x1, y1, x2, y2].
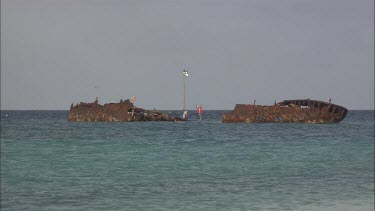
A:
[183, 76, 186, 112]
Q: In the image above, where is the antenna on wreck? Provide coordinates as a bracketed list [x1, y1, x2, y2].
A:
[182, 69, 189, 119]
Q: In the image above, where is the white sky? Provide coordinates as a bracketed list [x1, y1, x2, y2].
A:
[1, 0, 374, 110]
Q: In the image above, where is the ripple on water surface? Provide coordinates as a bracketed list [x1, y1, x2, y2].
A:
[1, 110, 374, 210]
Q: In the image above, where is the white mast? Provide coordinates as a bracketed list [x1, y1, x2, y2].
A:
[182, 69, 189, 119]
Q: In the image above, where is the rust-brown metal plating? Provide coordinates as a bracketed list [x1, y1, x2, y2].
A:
[222, 99, 348, 123]
[68, 99, 185, 122]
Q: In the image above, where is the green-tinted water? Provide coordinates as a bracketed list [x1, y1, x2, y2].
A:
[1, 110, 374, 210]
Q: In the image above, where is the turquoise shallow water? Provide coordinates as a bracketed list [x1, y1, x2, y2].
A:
[1, 110, 374, 211]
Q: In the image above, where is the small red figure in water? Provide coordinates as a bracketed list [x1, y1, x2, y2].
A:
[196, 105, 203, 120]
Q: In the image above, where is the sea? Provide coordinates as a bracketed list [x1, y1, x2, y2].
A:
[1, 110, 374, 211]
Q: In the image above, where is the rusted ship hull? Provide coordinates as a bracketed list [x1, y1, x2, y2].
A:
[69, 99, 185, 122]
[222, 99, 348, 124]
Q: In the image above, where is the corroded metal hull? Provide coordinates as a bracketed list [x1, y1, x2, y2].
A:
[222, 99, 348, 124]
[69, 99, 185, 122]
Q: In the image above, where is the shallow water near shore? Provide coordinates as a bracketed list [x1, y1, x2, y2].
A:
[1, 110, 374, 211]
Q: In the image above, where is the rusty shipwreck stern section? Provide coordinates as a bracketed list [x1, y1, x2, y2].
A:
[222, 99, 348, 124]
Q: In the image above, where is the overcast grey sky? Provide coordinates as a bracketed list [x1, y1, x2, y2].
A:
[1, 0, 374, 110]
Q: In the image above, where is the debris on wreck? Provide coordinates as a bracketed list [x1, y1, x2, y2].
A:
[222, 99, 348, 124]
[68, 98, 186, 122]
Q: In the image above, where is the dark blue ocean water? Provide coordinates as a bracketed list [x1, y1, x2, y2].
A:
[1, 110, 374, 211]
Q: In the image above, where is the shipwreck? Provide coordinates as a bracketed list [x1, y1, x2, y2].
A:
[69, 99, 185, 122]
[222, 99, 348, 124]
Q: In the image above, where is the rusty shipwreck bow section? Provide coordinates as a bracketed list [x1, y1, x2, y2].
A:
[222, 99, 348, 124]
[69, 99, 185, 122]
